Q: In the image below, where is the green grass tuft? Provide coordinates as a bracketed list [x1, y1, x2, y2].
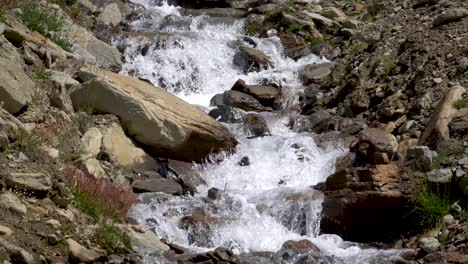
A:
[381, 56, 397, 75]
[54, 38, 71, 52]
[94, 224, 132, 254]
[33, 68, 51, 80]
[453, 100, 468, 110]
[18, 1, 63, 36]
[415, 183, 452, 228]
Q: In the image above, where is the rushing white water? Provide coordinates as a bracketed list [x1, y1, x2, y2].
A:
[122, 1, 404, 263]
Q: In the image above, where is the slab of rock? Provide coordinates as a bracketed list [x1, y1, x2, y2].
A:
[127, 228, 170, 254]
[233, 46, 273, 73]
[98, 3, 122, 27]
[70, 70, 237, 162]
[419, 237, 440, 252]
[433, 8, 468, 27]
[290, 110, 333, 134]
[81, 127, 103, 158]
[66, 239, 100, 263]
[6, 173, 52, 194]
[132, 178, 182, 195]
[208, 106, 246, 123]
[242, 113, 270, 137]
[231, 79, 280, 107]
[82, 158, 106, 179]
[281, 239, 320, 255]
[0, 192, 27, 215]
[0, 225, 13, 236]
[102, 122, 159, 170]
[300, 63, 333, 85]
[419, 85, 465, 148]
[0, 237, 36, 264]
[223, 90, 270, 112]
[358, 127, 398, 153]
[407, 146, 433, 171]
[0, 57, 34, 114]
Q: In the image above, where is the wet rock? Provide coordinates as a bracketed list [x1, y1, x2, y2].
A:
[419, 84, 465, 148]
[278, 32, 310, 60]
[433, 8, 468, 27]
[407, 146, 433, 171]
[231, 79, 280, 108]
[299, 63, 334, 85]
[238, 156, 250, 166]
[207, 187, 223, 200]
[427, 168, 453, 184]
[242, 113, 271, 137]
[281, 239, 320, 255]
[223, 90, 270, 112]
[132, 178, 182, 195]
[209, 93, 225, 107]
[181, 8, 245, 18]
[208, 106, 246, 123]
[6, 173, 52, 195]
[66, 239, 100, 263]
[70, 74, 237, 162]
[0, 192, 27, 215]
[419, 237, 440, 252]
[175, 0, 233, 9]
[290, 110, 332, 134]
[102, 122, 159, 170]
[233, 46, 273, 73]
[0, 57, 35, 114]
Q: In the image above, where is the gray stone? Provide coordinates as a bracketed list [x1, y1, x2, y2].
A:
[98, 3, 122, 27]
[223, 90, 269, 112]
[0, 237, 36, 264]
[0, 225, 13, 236]
[66, 239, 100, 263]
[419, 237, 440, 252]
[242, 113, 270, 137]
[127, 228, 170, 254]
[407, 146, 433, 171]
[233, 46, 273, 73]
[82, 158, 106, 179]
[427, 168, 453, 183]
[442, 214, 455, 226]
[209, 106, 246, 123]
[291, 111, 332, 134]
[0, 192, 27, 215]
[132, 178, 182, 195]
[6, 173, 52, 194]
[81, 127, 103, 159]
[433, 8, 468, 27]
[40, 146, 60, 159]
[0, 58, 34, 114]
[458, 156, 468, 166]
[299, 63, 333, 85]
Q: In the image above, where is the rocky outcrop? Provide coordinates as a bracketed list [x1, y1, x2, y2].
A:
[0, 57, 34, 114]
[419, 85, 466, 148]
[70, 69, 237, 162]
[233, 46, 273, 73]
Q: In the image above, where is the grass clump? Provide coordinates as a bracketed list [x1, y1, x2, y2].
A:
[346, 41, 365, 56]
[415, 183, 452, 228]
[75, 107, 94, 133]
[18, 1, 63, 35]
[431, 142, 464, 170]
[33, 68, 51, 80]
[94, 224, 132, 254]
[0, 7, 5, 22]
[453, 100, 468, 110]
[14, 129, 43, 156]
[381, 56, 397, 75]
[244, 22, 263, 36]
[54, 38, 72, 52]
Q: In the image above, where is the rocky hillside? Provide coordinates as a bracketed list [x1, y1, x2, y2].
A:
[0, 0, 467, 263]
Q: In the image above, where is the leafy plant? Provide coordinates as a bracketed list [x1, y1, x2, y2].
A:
[286, 23, 303, 33]
[75, 111, 93, 133]
[94, 224, 132, 254]
[415, 182, 452, 228]
[244, 22, 263, 36]
[453, 100, 468, 110]
[33, 68, 51, 80]
[54, 38, 72, 52]
[0, 7, 5, 22]
[15, 129, 43, 155]
[307, 38, 325, 46]
[381, 56, 397, 75]
[18, 1, 63, 35]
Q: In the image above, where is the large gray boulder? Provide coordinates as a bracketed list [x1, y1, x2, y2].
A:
[70, 70, 237, 162]
[0, 58, 34, 114]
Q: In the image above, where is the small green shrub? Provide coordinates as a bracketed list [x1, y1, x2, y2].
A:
[15, 129, 43, 155]
[285, 23, 303, 33]
[0, 7, 5, 22]
[33, 68, 51, 80]
[49, 0, 78, 6]
[431, 142, 464, 170]
[94, 224, 132, 254]
[453, 100, 468, 110]
[54, 38, 71, 52]
[307, 38, 325, 46]
[347, 41, 365, 56]
[244, 22, 263, 36]
[415, 183, 452, 227]
[381, 56, 397, 75]
[18, 1, 63, 35]
[75, 111, 93, 133]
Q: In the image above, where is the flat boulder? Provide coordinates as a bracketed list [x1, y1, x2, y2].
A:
[0, 58, 34, 114]
[6, 173, 52, 195]
[132, 178, 182, 195]
[233, 46, 273, 73]
[300, 63, 333, 85]
[223, 90, 270, 112]
[231, 79, 280, 108]
[70, 70, 237, 162]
